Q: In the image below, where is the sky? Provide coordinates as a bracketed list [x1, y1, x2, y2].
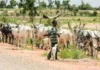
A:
[5, 0, 100, 7]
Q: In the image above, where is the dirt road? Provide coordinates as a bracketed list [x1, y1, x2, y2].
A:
[61, 23, 100, 30]
[0, 43, 100, 70]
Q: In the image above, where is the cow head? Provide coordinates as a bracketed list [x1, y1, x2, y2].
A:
[67, 22, 86, 47]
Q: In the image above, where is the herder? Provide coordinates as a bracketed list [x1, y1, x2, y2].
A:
[44, 19, 60, 60]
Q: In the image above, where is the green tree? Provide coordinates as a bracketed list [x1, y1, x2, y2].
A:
[39, 1, 47, 8]
[0, 1, 6, 8]
[71, 5, 79, 16]
[9, 0, 17, 8]
[79, 0, 86, 10]
[18, 0, 24, 8]
[48, 0, 54, 9]
[92, 10, 98, 16]
[18, 0, 26, 18]
[85, 3, 92, 10]
[62, 0, 70, 16]
[62, 0, 70, 9]
[19, 0, 38, 23]
[79, 0, 92, 10]
[55, 0, 60, 9]
[18, 0, 38, 49]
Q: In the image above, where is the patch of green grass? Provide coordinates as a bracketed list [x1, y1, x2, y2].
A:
[42, 46, 87, 59]
[59, 47, 87, 59]
[26, 38, 32, 46]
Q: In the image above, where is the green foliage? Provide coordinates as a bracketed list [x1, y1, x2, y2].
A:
[19, 0, 38, 23]
[39, 1, 47, 9]
[77, 18, 81, 21]
[46, 19, 52, 26]
[59, 47, 87, 59]
[0, 16, 8, 23]
[0, 1, 6, 8]
[26, 38, 32, 46]
[79, 11, 93, 16]
[92, 10, 98, 16]
[85, 3, 92, 10]
[9, 0, 17, 8]
[42, 46, 87, 59]
[79, 1, 92, 10]
[0, 9, 8, 23]
[56, 10, 59, 14]
[55, 0, 60, 9]
[48, 0, 54, 9]
[62, 0, 70, 10]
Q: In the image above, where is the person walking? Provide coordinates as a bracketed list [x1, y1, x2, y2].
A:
[44, 19, 60, 60]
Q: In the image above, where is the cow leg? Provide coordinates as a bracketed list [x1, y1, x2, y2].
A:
[93, 47, 98, 58]
[24, 37, 27, 48]
[30, 38, 33, 49]
[14, 37, 17, 46]
[11, 35, 14, 45]
[3, 35, 6, 43]
[35, 39, 40, 48]
[17, 37, 20, 47]
[2, 34, 4, 43]
[67, 41, 70, 48]
[89, 41, 94, 58]
[8, 35, 12, 44]
[5, 35, 8, 43]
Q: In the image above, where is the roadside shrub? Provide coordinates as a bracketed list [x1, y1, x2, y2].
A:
[59, 47, 87, 59]
[92, 10, 98, 16]
[56, 10, 59, 14]
[79, 11, 92, 16]
[77, 18, 81, 21]
[93, 18, 96, 21]
[0, 16, 8, 23]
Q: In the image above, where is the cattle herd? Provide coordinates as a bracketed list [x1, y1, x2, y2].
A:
[0, 22, 100, 58]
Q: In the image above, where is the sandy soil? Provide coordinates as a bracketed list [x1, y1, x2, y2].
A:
[0, 43, 100, 70]
[61, 23, 100, 30]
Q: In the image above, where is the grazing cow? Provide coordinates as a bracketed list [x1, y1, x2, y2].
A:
[33, 24, 52, 48]
[58, 28, 73, 50]
[33, 23, 73, 50]
[0, 23, 14, 44]
[67, 23, 94, 57]
[72, 23, 100, 57]
[11, 24, 33, 47]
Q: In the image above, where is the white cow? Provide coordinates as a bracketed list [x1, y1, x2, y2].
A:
[58, 28, 73, 49]
[11, 24, 33, 47]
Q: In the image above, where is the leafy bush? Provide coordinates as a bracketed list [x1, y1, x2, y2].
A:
[59, 47, 87, 59]
[0, 16, 8, 23]
[77, 18, 81, 21]
[92, 10, 98, 16]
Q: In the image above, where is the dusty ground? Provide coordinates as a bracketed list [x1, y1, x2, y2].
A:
[0, 43, 100, 70]
[61, 23, 100, 30]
